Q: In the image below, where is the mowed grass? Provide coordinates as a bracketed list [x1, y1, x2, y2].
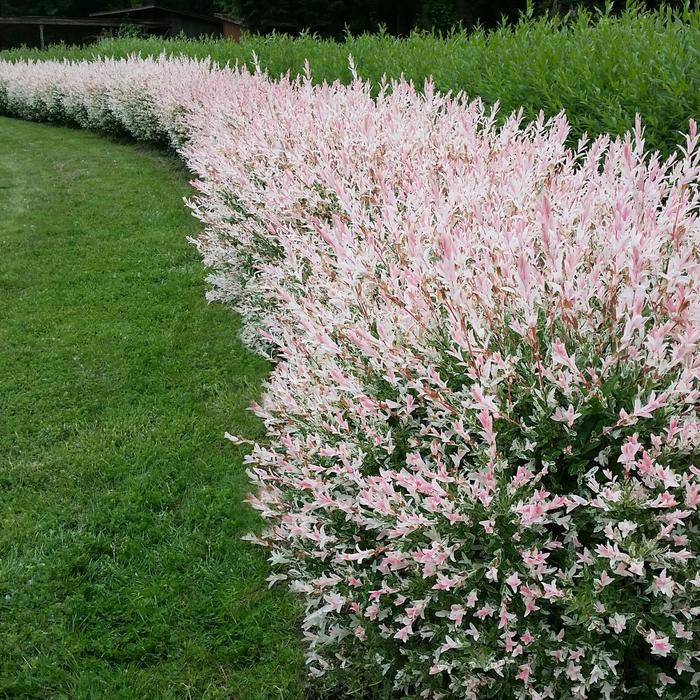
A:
[0, 117, 304, 699]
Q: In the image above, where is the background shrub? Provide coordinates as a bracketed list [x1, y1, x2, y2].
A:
[3, 5, 700, 154]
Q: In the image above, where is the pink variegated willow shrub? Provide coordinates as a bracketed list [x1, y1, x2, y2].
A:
[2, 56, 700, 699]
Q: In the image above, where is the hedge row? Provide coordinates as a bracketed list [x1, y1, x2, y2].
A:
[3, 6, 700, 154]
[2, 53, 700, 699]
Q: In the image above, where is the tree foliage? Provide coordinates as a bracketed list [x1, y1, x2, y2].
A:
[219, 0, 692, 34]
[2, 0, 692, 34]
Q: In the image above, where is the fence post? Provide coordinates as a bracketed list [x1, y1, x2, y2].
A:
[39, 23, 45, 50]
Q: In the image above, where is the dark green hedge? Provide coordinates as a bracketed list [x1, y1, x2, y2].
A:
[4, 5, 700, 154]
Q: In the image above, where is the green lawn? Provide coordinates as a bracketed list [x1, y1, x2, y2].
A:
[0, 116, 304, 699]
